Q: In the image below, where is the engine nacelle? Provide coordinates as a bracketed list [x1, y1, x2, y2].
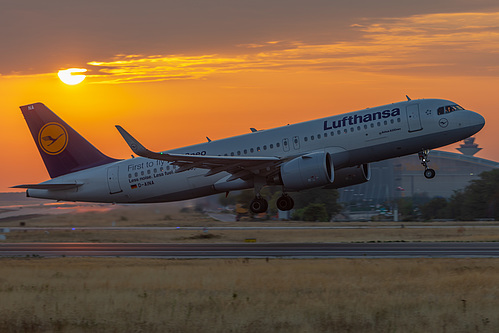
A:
[324, 164, 371, 189]
[280, 152, 333, 191]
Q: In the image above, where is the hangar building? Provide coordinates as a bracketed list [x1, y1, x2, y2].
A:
[339, 138, 499, 206]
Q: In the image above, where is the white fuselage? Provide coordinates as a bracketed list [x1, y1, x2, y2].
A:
[28, 99, 485, 203]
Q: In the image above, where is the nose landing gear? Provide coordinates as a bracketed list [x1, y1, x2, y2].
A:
[419, 149, 436, 179]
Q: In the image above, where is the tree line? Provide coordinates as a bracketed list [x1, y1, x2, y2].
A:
[220, 169, 499, 222]
[400, 169, 499, 221]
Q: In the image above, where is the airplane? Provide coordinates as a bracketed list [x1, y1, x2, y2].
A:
[13, 98, 485, 213]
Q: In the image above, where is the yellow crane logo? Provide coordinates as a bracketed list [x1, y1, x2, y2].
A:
[38, 122, 68, 155]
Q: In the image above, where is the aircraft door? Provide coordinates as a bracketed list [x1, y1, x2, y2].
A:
[107, 166, 122, 194]
[282, 138, 290, 152]
[292, 136, 300, 150]
[406, 104, 422, 132]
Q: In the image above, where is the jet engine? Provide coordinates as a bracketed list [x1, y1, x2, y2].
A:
[324, 164, 371, 189]
[279, 152, 333, 191]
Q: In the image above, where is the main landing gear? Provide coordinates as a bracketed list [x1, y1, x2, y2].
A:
[249, 193, 295, 214]
[249, 196, 268, 214]
[276, 194, 294, 211]
[250, 179, 269, 214]
[419, 149, 436, 179]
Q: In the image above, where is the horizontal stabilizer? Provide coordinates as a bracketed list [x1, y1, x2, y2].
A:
[11, 183, 83, 191]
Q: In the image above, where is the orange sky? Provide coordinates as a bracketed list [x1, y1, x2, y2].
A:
[2, 3, 499, 192]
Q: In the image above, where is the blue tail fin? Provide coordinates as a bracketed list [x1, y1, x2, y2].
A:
[20, 103, 119, 178]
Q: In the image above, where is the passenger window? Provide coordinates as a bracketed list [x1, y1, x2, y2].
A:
[330, 131, 334, 136]
[324, 133, 327, 138]
[304, 137, 308, 142]
[317, 134, 321, 139]
[311, 136, 315, 140]
[276, 143, 280, 148]
[244, 149, 248, 154]
[270, 144, 273, 149]
[250, 148, 254, 153]
[263, 145, 267, 150]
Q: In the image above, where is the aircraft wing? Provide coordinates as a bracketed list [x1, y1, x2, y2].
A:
[115, 126, 283, 180]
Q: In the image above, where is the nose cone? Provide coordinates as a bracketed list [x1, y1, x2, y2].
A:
[467, 110, 485, 134]
[459, 110, 485, 139]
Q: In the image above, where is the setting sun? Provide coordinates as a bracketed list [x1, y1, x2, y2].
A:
[58, 68, 87, 85]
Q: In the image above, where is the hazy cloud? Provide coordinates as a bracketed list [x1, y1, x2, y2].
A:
[3, 9, 499, 82]
[83, 11, 499, 83]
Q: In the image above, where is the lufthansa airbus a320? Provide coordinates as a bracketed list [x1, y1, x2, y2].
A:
[13, 98, 485, 213]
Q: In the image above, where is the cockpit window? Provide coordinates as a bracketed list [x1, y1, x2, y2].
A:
[437, 104, 464, 115]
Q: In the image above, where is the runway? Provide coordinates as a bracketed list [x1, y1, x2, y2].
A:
[4, 224, 499, 231]
[2, 242, 499, 258]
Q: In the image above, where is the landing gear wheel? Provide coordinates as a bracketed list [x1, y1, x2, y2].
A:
[424, 168, 436, 179]
[276, 194, 294, 211]
[250, 197, 268, 214]
[418, 149, 436, 179]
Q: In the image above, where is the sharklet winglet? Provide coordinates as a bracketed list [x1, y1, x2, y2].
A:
[115, 125, 156, 158]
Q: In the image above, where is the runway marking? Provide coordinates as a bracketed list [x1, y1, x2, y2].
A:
[2, 242, 499, 258]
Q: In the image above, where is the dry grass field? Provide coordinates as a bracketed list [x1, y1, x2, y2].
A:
[1, 257, 499, 332]
[5, 224, 499, 243]
[2, 203, 499, 243]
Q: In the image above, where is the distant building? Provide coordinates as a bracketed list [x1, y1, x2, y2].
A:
[456, 137, 482, 156]
[339, 138, 499, 206]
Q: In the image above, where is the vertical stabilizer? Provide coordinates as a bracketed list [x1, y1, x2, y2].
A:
[20, 103, 119, 178]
